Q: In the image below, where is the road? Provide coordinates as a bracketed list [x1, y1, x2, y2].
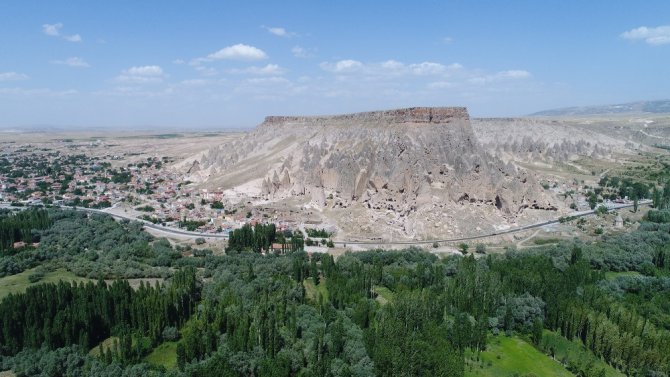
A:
[5, 200, 650, 246]
[330, 200, 651, 246]
[63, 206, 230, 239]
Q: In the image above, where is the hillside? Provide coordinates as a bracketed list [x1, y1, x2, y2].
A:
[185, 108, 560, 240]
[530, 100, 670, 117]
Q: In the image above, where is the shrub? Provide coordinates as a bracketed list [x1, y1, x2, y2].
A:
[647, 210, 670, 224]
[28, 272, 44, 283]
[162, 326, 179, 341]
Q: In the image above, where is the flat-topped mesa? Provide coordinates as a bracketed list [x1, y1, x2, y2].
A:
[262, 107, 469, 126]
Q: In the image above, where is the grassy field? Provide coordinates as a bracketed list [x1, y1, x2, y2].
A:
[373, 285, 393, 305]
[533, 237, 560, 245]
[303, 277, 329, 302]
[144, 341, 178, 369]
[89, 336, 120, 357]
[0, 268, 90, 300]
[540, 331, 625, 377]
[604, 271, 641, 280]
[465, 335, 574, 377]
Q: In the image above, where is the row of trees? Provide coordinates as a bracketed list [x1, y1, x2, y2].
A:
[0, 268, 199, 356]
[226, 223, 304, 253]
[0, 209, 50, 252]
[2, 209, 670, 376]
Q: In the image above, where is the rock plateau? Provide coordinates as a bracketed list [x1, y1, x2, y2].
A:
[187, 107, 560, 240]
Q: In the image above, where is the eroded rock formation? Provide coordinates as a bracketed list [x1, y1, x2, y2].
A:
[192, 107, 560, 239]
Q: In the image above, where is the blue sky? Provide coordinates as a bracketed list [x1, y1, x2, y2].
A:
[1, 1, 669, 129]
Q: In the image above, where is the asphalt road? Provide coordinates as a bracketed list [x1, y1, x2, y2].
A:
[4, 201, 651, 245]
[331, 200, 652, 246]
[62, 206, 230, 239]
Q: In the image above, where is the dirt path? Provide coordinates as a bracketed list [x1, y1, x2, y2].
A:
[516, 229, 540, 249]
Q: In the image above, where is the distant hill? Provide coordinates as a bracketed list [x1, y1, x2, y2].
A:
[530, 100, 670, 116]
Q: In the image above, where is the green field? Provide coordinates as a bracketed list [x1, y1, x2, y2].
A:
[540, 331, 624, 377]
[466, 336, 574, 377]
[303, 277, 329, 302]
[604, 271, 641, 280]
[89, 336, 120, 357]
[533, 237, 560, 245]
[144, 341, 178, 369]
[373, 285, 394, 305]
[0, 268, 90, 300]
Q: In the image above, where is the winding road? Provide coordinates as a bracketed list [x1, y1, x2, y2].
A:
[53, 200, 650, 246]
[2, 201, 648, 246]
[333, 200, 651, 246]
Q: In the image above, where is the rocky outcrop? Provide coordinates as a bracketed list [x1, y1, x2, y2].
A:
[261, 107, 469, 126]
[196, 107, 559, 239]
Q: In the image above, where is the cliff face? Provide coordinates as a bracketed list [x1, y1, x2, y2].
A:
[261, 107, 469, 126]
[194, 107, 558, 239]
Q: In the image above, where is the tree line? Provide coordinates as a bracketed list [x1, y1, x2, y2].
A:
[0, 268, 199, 358]
[0, 209, 51, 253]
[2, 209, 670, 376]
[226, 223, 304, 254]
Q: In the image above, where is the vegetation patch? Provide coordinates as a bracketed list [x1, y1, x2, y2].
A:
[533, 237, 560, 245]
[89, 336, 119, 357]
[0, 267, 89, 300]
[539, 330, 624, 377]
[144, 341, 178, 369]
[373, 285, 393, 305]
[604, 271, 641, 280]
[303, 277, 328, 302]
[465, 335, 573, 377]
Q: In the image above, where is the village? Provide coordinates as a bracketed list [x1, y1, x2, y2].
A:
[0, 141, 292, 238]
[0, 137, 648, 252]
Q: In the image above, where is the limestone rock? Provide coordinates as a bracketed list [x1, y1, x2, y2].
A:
[197, 107, 559, 239]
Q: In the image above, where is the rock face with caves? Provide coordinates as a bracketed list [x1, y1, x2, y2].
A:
[190, 107, 560, 240]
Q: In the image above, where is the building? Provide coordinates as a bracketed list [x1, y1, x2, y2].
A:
[614, 214, 623, 228]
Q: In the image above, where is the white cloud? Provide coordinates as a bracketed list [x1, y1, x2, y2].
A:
[247, 76, 290, 85]
[206, 44, 268, 61]
[0, 72, 29, 81]
[442, 36, 454, 44]
[230, 64, 285, 75]
[180, 79, 210, 86]
[116, 65, 165, 84]
[292, 46, 314, 58]
[621, 25, 670, 45]
[42, 23, 62, 36]
[263, 26, 296, 37]
[0, 87, 77, 97]
[194, 65, 218, 76]
[428, 81, 454, 89]
[321, 59, 460, 77]
[63, 34, 82, 42]
[469, 70, 531, 85]
[381, 60, 405, 71]
[42, 22, 82, 42]
[409, 62, 448, 75]
[52, 57, 90, 68]
[126, 66, 163, 76]
[498, 70, 531, 79]
[320, 59, 363, 73]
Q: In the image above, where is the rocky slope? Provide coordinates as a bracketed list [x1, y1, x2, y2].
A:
[187, 107, 561, 240]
